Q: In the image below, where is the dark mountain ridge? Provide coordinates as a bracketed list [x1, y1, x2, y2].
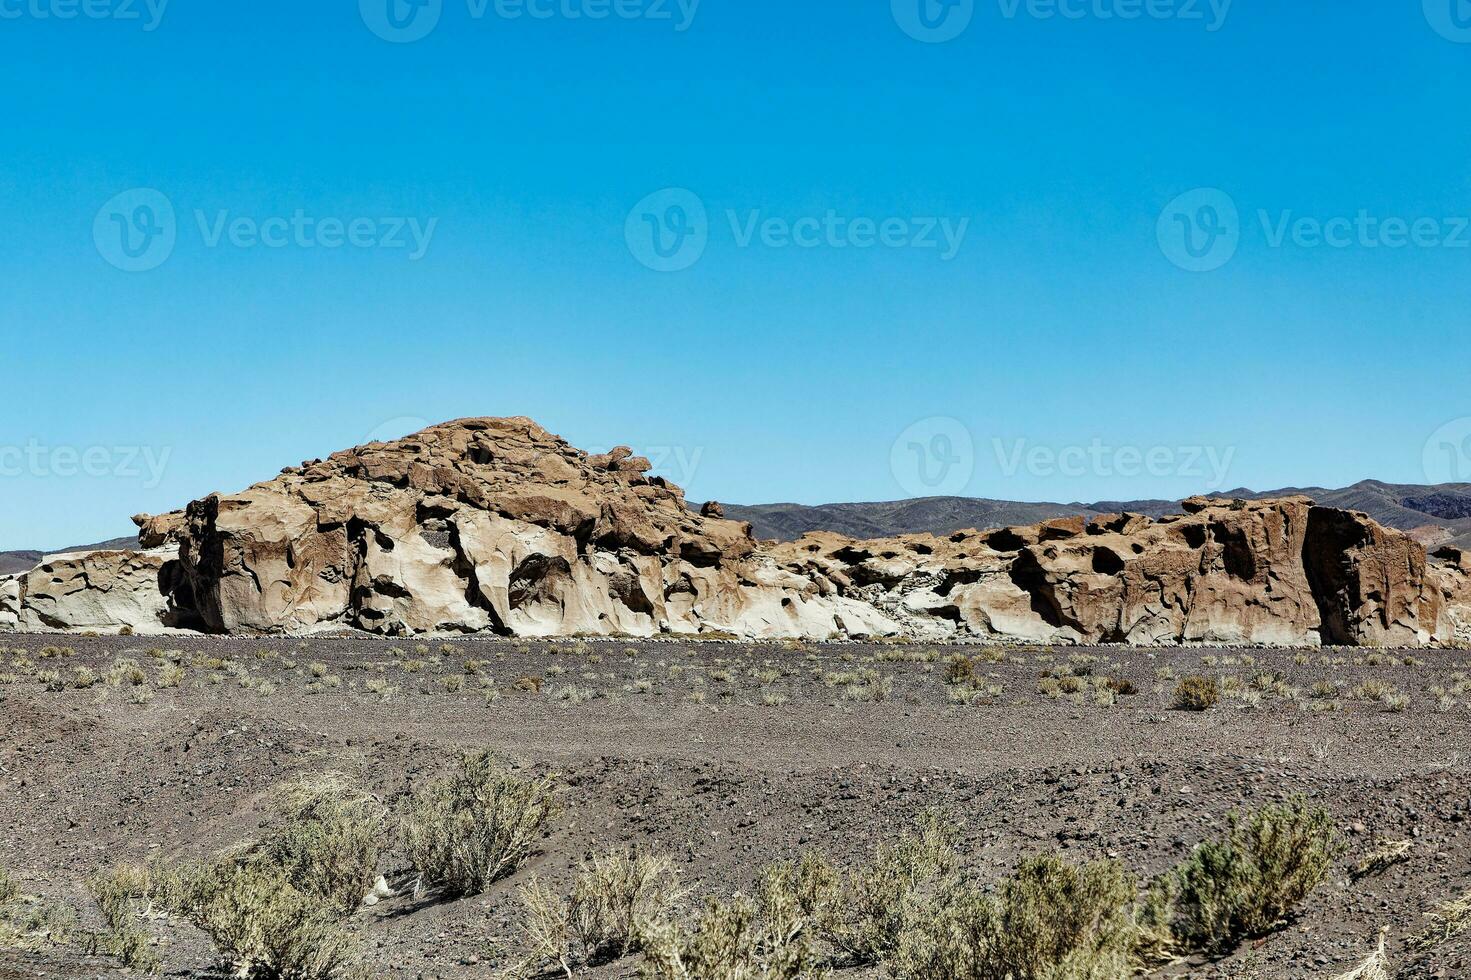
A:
[721, 480, 1471, 547]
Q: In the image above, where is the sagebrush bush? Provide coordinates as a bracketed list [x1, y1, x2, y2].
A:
[181, 861, 360, 980]
[404, 751, 559, 896]
[637, 895, 822, 980]
[1173, 676, 1220, 711]
[244, 775, 385, 917]
[891, 855, 1137, 980]
[86, 863, 160, 971]
[824, 811, 959, 965]
[760, 851, 840, 950]
[1168, 797, 1337, 951]
[518, 848, 684, 974]
[127, 775, 384, 979]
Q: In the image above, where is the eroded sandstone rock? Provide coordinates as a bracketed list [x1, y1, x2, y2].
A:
[8, 548, 185, 635]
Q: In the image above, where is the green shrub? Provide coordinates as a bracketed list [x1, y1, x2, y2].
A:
[124, 775, 384, 979]
[892, 855, 1137, 980]
[1168, 797, 1337, 951]
[404, 751, 559, 897]
[1173, 676, 1220, 711]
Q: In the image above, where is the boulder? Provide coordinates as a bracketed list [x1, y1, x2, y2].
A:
[0, 575, 19, 629]
[10, 548, 184, 635]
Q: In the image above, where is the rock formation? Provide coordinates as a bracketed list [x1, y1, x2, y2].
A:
[4, 418, 1470, 646]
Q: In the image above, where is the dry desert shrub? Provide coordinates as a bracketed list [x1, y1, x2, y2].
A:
[517, 848, 684, 976]
[98, 775, 385, 979]
[1352, 839, 1412, 881]
[636, 894, 824, 980]
[1331, 929, 1390, 980]
[822, 811, 959, 965]
[243, 775, 386, 917]
[86, 863, 160, 971]
[0, 873, 79, 955]
[403, 750, 559, 897]
[759, 851, 841, 952]
[1173, 676, 1221, 711]
[1414, 890, 1471, 948]
[889, 855, 1138, 980]
[180, 861, 361, 980]
[1164, 797, 1337, 952]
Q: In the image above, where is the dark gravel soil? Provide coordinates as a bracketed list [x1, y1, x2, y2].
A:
[2, 634, 1470, 979]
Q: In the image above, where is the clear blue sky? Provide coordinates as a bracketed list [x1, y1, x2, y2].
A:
[4, 1, 1471, 550]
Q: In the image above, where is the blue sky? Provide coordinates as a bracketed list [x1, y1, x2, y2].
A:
[3, 0, 1471, 549]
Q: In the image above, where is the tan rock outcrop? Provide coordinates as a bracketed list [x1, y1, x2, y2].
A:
[6, 548, 186, 635]
[137, 418, 856, 639]
[0, 574, 20, 630]
[767, 495, 1471, 647]
[8, 418, 1471, 646]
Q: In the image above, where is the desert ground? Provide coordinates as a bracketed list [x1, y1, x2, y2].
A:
[2, 635, 1469, 979]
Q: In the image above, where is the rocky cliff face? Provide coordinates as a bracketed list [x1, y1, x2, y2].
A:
[6, 418, 1471, 646]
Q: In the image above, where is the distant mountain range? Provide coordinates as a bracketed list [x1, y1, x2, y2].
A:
[6, 481, 1471, 577]
[0, 537, 138, 576]
[722, 480, 1471, 550]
